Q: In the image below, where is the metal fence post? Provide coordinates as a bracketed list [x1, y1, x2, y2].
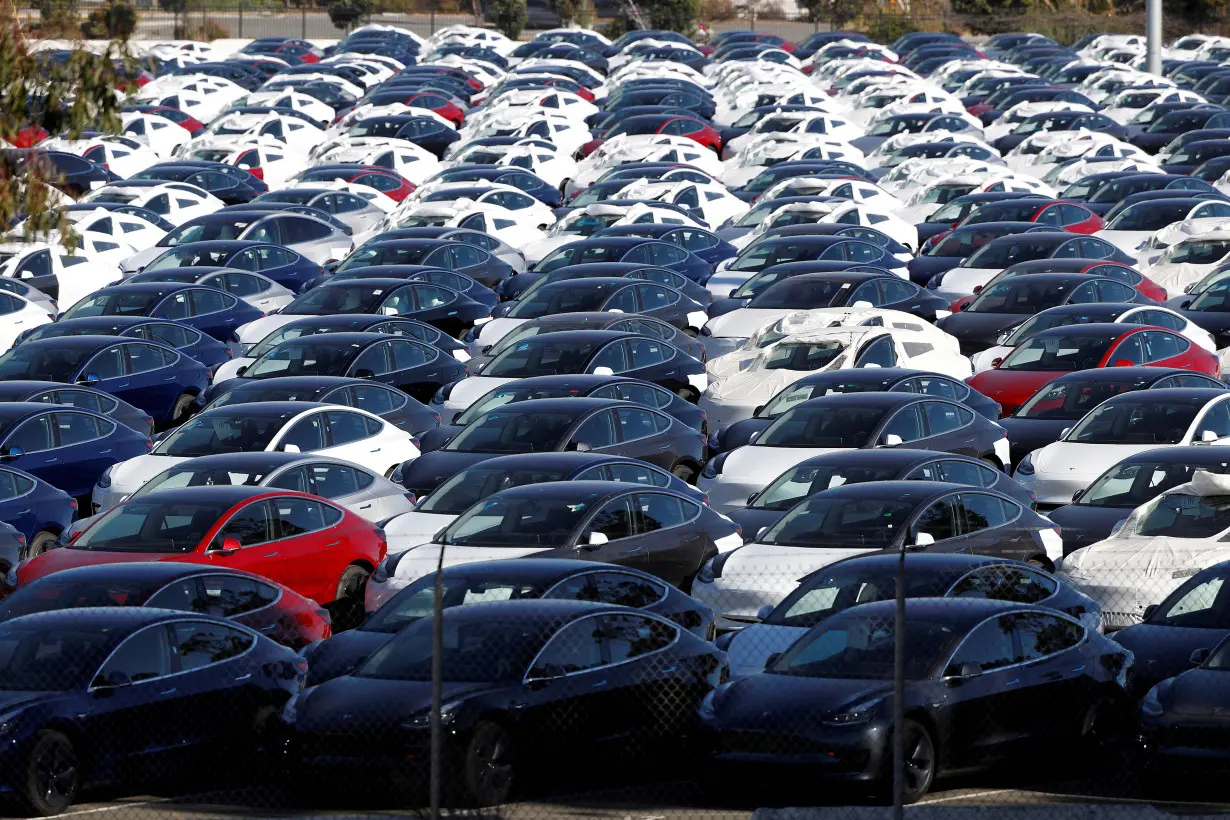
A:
[430, 545, 445, 820]
[431, 7, 435, 33]
[237, 0, 243, 38]
[892, 539, 906, 820]
[1146, 0, 1162, 75]
[301, 2, 307, 38]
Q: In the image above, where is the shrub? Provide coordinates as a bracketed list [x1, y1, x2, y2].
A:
[865, 12, 917, 43]
[327, 0, 371, 29]
[489, 0, 527, 38]
[81, 1, 137, 39]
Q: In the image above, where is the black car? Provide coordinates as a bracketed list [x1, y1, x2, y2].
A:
[11, 150, 117, 198]
[267, 279, 490, 338]
[710, 369, 1000, 455]
[496, 261, 712, 310]
[14, 315, 233, 371]
[1000, 369, 1227, 468]
[398, 397, 708, 495]
[1176, 271, 1230, 347]
[699, 598, 1131, 801]
[710, 271, 948, 323]
[138, 240, 326, 294]
[496, 277, 705, 333]
[219, 332, 467, 405]
[468, 311, 705, 367]
[308, 557, 716, 684]
[938, 274, 1152, 355]
[233, 313, 466, 360]
[327, 265, 498, 310]
[728, 449, 1037, 537]
[450, 330, 708, 408]
[908, 222, 1055, 285]
[1138, 627, 1230, 771]
[337, 238, 516, 289]
[695, 261, 886, 315]
[131, 160, 267, 203]
[0, 380, 153, 435]
[1048, 446, 1230, 552]
[288, 599, 724, 805]
[418, 374, 705, 453]
[203, 375, 438, 435]
[0, 607, 302, 815]
[913, 192, 1051, 246]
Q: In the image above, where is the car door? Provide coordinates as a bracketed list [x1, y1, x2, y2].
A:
[574, 495, 652, 571]
[385, 339, 438, 397]
[854, 336, 898, 369]
[272, 411, 328, 455]
[875, 402, 926, 449]
[187, 288, 239, 340]
[918, 399, 980, 456]
[266, 495, 346, 604]
[907, 494, 975, 552]
[566, 409, 621, 455]
[0, 413, 59, 492]
[49, 411, 116, 499]
[595, 612, 690, 736]
[10, 250, 56, 298]
[349, 343, 394, 381]
[634, 491, 706, 586]
[520, 615, 624, 745]
[1010, 611, 1090, 740]
[1141, 330, 1194, 368]
[322, 409, 383, 463]
[633, 284, 683, 325]
[163, 619, 263, 748]
[612, 406, 672, 468]
[0, 468, 37, 540]
[119, 342, 180, 421]
[956, 492, 1031, 559]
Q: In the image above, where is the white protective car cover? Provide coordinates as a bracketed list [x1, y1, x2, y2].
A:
[1145, 228, 1230, 296]
[1059, 470, 1230, 628]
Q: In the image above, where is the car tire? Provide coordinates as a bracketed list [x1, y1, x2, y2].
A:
[26, 531, 57, 560]
[461, 721, 514, 807]
[883, 719, 936, 804]
[170, 393, 196, 425]
[672, 463, 696, 483]
[328, 565, 371, 631]
[20, 731, 77, 817]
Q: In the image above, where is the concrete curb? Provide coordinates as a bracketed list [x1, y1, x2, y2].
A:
[754, 807, 1230, 820]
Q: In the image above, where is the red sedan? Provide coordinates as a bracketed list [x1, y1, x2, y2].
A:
[14, 486, 386, 626]
[580, 114, 722, 157]
[402, 92, 466, 126]
[0, 563, 330, 650]
[298, 164, 417, 202]
[967, 323, 1219, 416]
[950, 259, 1167, 311]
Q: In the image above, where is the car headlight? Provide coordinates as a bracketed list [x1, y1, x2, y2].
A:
[1141, 684, 1165, 717]
[97, 466, 113, 489]
[1015, 453, 1035, 477]
[824, 696, 884, 726]
[404, 700, 461, 727]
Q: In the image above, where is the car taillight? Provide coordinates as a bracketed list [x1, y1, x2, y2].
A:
[697, 432, 708, 445]
[315, 607, 331, 623]
[68, 499, 78, 511]
[404, 492, 417, 502]
[225, 348, 233, 357]
[144, 439, 154, 449]
[701, 494, 710, 505]
[46, 314, 55, 321]
[204, 369, 213, 380]
[732, 523, 742, 537]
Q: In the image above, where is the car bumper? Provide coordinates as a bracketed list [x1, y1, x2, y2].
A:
[697, 475, 761, 513]
[699, 718, 887, 777]
[91, 484, 131, 515]
[1013, 470, 1095, 508]
[701, 336, 749, 361]
[1140, 722, 1230, 764]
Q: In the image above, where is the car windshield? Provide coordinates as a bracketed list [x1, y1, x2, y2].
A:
[1014, 378, 1142, 420]
[962, 237, 1061, 269]
[730, 240, 827, 272]
[766, 565, 966, 628]
[63, 290, 162, 318]
[454, 386, 575, 426]
[73, 498, 234, 553]
[0, 345, 93, 382]
[146, 247, 235, 270]
[164, 219, 252, 246]
[156, 411, 291, 456]
[964, 279, 1071, 314]
[752, 463, 901, 511]
[445, 410, 576, 453]
[1067, 399, 1199, 444]
[1080, 460, 1229, 508]
[509, 286, 613, 318]
[1138, 492, 1230, 538]
[285, 286, 386, 315]
[337, 245, 433, 270]
[362, 575, 549, 634]
[755, 340, 846, 371]
[749, 279, 844, 309]
[244, 339, 358, 379]
[762, 493, 916, 548]
[998, 332, 1114, 371]
[0, 626, 116, 691]
[483, 338, 602, 377]
[132, 464, 271, 498]
[1106, 201, 1193, 231]
[1188, 278, 1230, 311]
[357, 614, 545, 681]
[758, 404, 886, 448]
[537, 245, 626, 272]
[770, 612, 959, 679]
[420, 466, 572, 513]
[441, 492, 594, 546]
[1164, 238, 1230, 266]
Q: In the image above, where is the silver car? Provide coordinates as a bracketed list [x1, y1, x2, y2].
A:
[121, 212, 354, 271]
[255, 188, 390, 238]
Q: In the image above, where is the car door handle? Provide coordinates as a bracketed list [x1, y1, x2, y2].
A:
[43, 458, 57, 464]
[1005, 678, 1020, 686]
[626, 545, 645, 552]
[264, 551, 278, 558]
[369, 447, 382, 453]
[592, 680, 608, 688]
[13, 509, 29, 515]
[113, 382, 130, 388]
[1072, 664, 1087, 673]
[233, 672, 252, 681]
[359, 503, 373, 509]
[1040, 671, 1062, 681]
[325, 541, 340, 547]
[260, 624, 277, 632]
[160, 688, 177, 696]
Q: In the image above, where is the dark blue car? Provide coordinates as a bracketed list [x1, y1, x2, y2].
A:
[140, 240, 326, 293]
[593, 223, 738, 268]
[58, 283, 262, 343]
[0, 381, 154, 436]
[533, 236, 712, 282]
[0, 337, 209, 427]
[422, 166, 562, 206]
[0, 608, 302, 815]
[14, 316, 232, 370]
[0, 402, 151, 498]
[0, 466, 75, 556]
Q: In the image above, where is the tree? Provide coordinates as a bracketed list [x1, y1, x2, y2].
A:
[81, 1, 138, 38]
[550, 0, 579, 24]
[489, 0, 527, 38]
[799, 0, 859, 26]
[327, 0, 371, 29]
[643, 0, 698, 33]
[0, 13, 129, 249]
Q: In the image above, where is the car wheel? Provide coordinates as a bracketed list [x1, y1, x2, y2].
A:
[462, 721, 514, 807]
[897, 720, 936, 804]
[330, 565, 370, 632]
[20, 731, 77, 816]
[676, 387, 699, 403]
[26, 531, 58, 560]
[672, 463, 696, 483]
[170, 393, 196, 425]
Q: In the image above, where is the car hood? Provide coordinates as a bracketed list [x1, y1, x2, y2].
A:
[390, 542, 557, 585]
[120, 246, 165, 273]
[709, 672, 892, 728]
[1114, 623, 1230, 689]
[967, 369, 1058, 408]
[938, 311, 1028, 342]
[1062, 535, 1230, 576]
[721, 539, 878, 578]
[383, 510, 457, 553]
[704, 308, 795, 340]
[1032, 441, 1168, 481]
[235, 313, 299, 345]
[297, 675, 504, 730]
[1147, 261, 1218, 299]
[720, 446, 847, 489]
[443, 377, 517, 415]
[109, 454, 190, 495]
[726, 507, 785, 538]
[706, 367, 828, 404]
[1165, 668, 1230, 717]
[473, 317, 527, 351]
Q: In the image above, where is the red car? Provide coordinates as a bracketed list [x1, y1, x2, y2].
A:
[400, 92, 466, 126]
[967, 323, 1219, 416]
[298, 164, 417, 202]
[950, 259, 1167, 311]
[14, 486, 386, 625]
[0, 563, 330, 650]
[580, 114, 722, 157]
[960, 199, 1104, 234]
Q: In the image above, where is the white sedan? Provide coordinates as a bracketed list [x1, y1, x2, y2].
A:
[1015, 389, 1230, 506]
[92, 402, 419, 511]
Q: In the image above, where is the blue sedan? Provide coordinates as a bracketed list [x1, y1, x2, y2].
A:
[534, 236, 712, 282]
[0, 381, 154, 435]
[0, 402, 152, 499]
[139, 240, 326, 293]
[14, 316, 232, 370]
[0, 466, 75, 556]
[0, 337, 209, 427]
[58, 283, 262, 344]
[593, 224, 739, 268]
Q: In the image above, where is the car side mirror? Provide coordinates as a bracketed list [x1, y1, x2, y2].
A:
[755, 526, 769, 541]
[1184, 283, 1195, 294]
[481, 345, 492, 355]
[212, 536, 242, 556]
[746, 492, 759, 505]
[580, 531, 608, 550]
[0, 446, 23, 459]
[1191, 647, 1211, 666]
[1143, 604, 1158, 621]
[1203, 429, 1220, 443]
[1061, 427, 1072, 439]
[569, 441, 592, 452]
[764, 652, 781, 670]
[1072, 488, 1084, 502]
[883, 433, 904, 447]
[852, 300, 873, 308]
[281, 443, 301, 454]
[991, 357, 1003, 369]
[1182, 299, 1192, 309]
[973, 284, 983, 294]
[77, 372, 101, 385]
[592, 366, 614, 376]
[753, 404, 764, 417]
[354, 368, 375, 379]
[755, 604, 774, 621]
[944, 662, 981, 683]
[915, 532, 935, 547]
[1113, 359, 1134, 367]
[235, 365, 248, 377]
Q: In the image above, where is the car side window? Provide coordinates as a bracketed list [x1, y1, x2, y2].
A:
[147, 323, 192, 348]
[880, 404, 925, 443]
[219, 502, 274, 546]
[271, 497, 332, 538]
[0, 470, 24, 500]
[96, 626, 173, 684]
[1142, 330, 1189, 362]
[582, 497, 636, 542]
[53, 412, 102, 446]
[545, 572, 666, 607]
[602, 613, 677, 663]
[1096, 280, 1137, 302]
[86, 346, 126, 380]
[911, 496, 960, 542]
[855, 336, 897, 368]
[348, 385, 405, 414]
[935, 459, 989, 487]
[634, 493, 696, 533]
[1067, 282, 1100, 304]
[351, 344, 393, 375]
[268, 466, 311, 494]
[946, 614, 1017, 674]
[158, 291, 193, 320]
[5, 415, 54, 453]
[1012, 612, 1084, 662]
[959, 493, 1014, 533]
[1110, 333, 1146, 365]
[615, 407, 659, 442]
[199, 575, 279, 616]
[952, 566, 1057, 604]
[528, 617, 607, 677]
[125, 343, 170, 375]
[309, 463, 361, 497]
[570, 410, 619, 449]
[279, 414, 327, 451]
[391, 340, 431, 369]
[191, 289, 232, 315]
[327, 411, 375, 446]
[168, 621, 253, 670]
[1197, 401, 1230, 439]
[604, 287, 640, 313]
[610, 462, 672, 487]
[146, 579, 212, 614]
[588, 342, 631, 374]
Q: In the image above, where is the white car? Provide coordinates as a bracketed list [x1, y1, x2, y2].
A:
[121, 113, 192, 159]
[390, 201, 544, 250]
[64, 208, 167, 253]
[83, 183, 224, 227]
[409, 182, 557, 230]
[1059, 470, 1230, 629]
[1144, 230, 1230, 296]
[1015, 389, 1230, 507]
[92, 402, 419, 511]
[0, 290, 52, 354]
[613, 179, 747, 230]
[1097, 201, 1230, 258]
[700, 321, 970, 428]
[241, 90, 337, 127]
[520, 203, 700, 263]
[38, 136, 160, 179]
[0, 242, 122, 313]
[188, 268, 295, 314]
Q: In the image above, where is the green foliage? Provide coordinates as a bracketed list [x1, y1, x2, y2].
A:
[865, 12, 917, 43]
[81, 1, 138, 39]
[598, 14, 633, 39]
[328, 0, 372, 29]
[644, 0, 700, 34]
[489, 0, 527, 38]
[1114, 0, 1229, 22]
[950, 0, 1033, 13]
[550, 0, 579, 23]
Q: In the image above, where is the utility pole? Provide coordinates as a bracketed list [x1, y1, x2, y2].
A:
[1145, 0, 1162, 75]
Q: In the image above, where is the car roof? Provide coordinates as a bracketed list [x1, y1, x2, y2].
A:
[439, 557, 651, 583]
[795, 392, 929, 410]
[515, 329, 636, 344]
[809, 479, 974, 501]
[1046, 366, 1197, 384]
[486, 480, 669, 502]
[18, 335, 136, 352]
[128, 484, 285, 506]
[16, 561, 271, 587]
[1119, 445, 1230, 465]
[1029, 322, 1136, 339]
[1, 606, 204, 631]
[794, 448, 968, 470]
[271, 332, 392, 347]
[836, 597, 1038, 625]
[0, 380, 81, 397]
[465, 451, 660, 472]
[1098, 386, 1228, 403]
[151, 451, 317, 471]
[812, 551, 1014, 579]
[203, 400, 329, 417]
[473, 397, 625, 415]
